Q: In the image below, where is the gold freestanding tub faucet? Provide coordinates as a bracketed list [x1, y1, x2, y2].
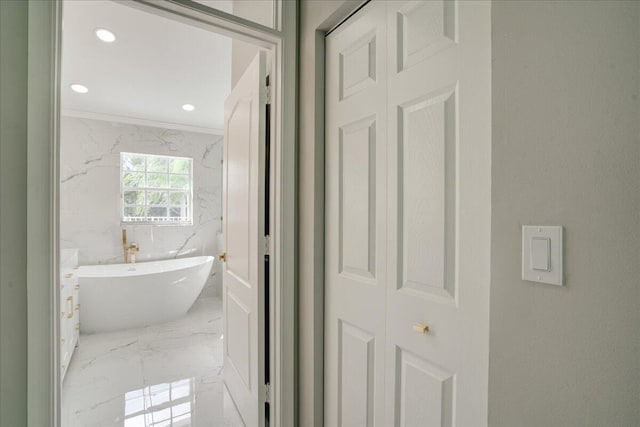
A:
[122, 229, 140, 264]
[122, 229, 127, 263]
[128, 242, 139, 264]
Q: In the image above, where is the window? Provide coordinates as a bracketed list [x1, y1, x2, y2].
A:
[120, 152, 193, 225]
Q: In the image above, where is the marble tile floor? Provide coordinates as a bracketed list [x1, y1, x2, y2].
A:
[62, 297, 244, 427]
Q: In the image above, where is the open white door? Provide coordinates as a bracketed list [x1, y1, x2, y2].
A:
[222, 51, 268, 427]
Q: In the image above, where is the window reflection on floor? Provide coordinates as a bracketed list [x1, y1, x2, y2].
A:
[124, 378, 195, 427]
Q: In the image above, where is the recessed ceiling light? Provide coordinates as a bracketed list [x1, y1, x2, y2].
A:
[71, 84, 89, 94]
[95, 28, 116, 43]
[182, 104, 195, 112]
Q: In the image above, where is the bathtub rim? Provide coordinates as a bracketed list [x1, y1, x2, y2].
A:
[76, 255, 214, 279]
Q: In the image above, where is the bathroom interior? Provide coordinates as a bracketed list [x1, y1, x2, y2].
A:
[58, 1, 272, 425]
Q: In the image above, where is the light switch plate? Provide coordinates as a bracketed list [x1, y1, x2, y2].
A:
[522, 226, 563, 286]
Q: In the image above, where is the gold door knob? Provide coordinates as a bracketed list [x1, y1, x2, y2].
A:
[219, 252, 227, 262]
[413, 323, 429, 334]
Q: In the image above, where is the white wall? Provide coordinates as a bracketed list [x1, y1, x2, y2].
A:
[0, 1, 28, 425]
[230, 0, 272, 87]
[60, 116, 223, 296]
[489, 1, 640, 425]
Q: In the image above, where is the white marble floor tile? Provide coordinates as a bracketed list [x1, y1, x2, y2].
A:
[62, 297, 243, 427]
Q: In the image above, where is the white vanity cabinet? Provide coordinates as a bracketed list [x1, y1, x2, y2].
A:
[60, 249, 80, 382]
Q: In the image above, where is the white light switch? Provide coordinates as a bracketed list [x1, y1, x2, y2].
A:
[530, 237, 550, 271]
[522, 226, 563, 286]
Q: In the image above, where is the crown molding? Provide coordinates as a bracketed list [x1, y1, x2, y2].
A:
[61, 109, 224, 136]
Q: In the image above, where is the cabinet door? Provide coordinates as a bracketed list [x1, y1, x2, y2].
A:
[60, 275, 73, 378]
[71, 279, 80, 349]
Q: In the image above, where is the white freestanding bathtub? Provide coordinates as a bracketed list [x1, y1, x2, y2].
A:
[77, 256, 213, 334]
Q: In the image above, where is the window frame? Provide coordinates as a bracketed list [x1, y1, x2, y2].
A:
[120, 152, 194, 226]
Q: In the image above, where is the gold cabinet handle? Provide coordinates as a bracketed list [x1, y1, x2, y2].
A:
[66, 296, 74, 319]
[413, 323, 429, 334]
[219, 252, 227, 262]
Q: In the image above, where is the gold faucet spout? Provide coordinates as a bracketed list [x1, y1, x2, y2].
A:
[122, 229, 128, 263]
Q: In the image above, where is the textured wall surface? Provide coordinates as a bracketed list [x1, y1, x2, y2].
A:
[0, 1, 28, 425]
[60, 116, 223, 296]
[490, 1, 640, 425]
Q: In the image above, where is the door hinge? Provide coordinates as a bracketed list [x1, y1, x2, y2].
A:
[263, 383, 271, 403]
[264, 235, 270, 255]
[265, 75, 271, 104]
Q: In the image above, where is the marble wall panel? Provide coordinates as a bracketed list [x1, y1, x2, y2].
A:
[60, 116, 223, 297]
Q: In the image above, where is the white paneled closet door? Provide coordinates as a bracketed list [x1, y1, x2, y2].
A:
[325, 2, 387, 425]
[325, 1, 491, 425]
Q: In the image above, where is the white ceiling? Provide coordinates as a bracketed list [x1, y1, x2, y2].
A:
[61, 0, 232, 133]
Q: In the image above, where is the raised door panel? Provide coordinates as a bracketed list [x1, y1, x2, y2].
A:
[395, 347, 454, 427]
[339, 321, 375, 427]
[398, 87, 456, 300]
[226, 291, 251, 387]
[396, 0, 456, 72]
[340, 31, 377, 100]
[226, 98, 252, 285]
[339, 116, 376, 281]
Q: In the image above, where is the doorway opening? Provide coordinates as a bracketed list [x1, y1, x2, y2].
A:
[57, 1, 278, 425]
